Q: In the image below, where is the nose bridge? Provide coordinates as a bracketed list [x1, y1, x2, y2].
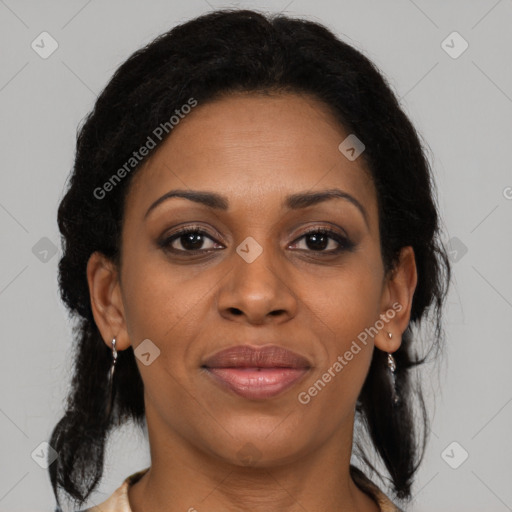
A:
[233, 232, 282, 296]
[217, 232, 297, 322]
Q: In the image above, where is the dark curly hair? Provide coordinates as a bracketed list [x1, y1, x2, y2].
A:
[49, 8, 451, 511]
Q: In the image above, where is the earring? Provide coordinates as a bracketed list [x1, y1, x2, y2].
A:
[386, 332, 400, 406]
[104, 337, 118, 420]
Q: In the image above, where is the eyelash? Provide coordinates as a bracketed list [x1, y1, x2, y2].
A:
[158, 225, 355, 256]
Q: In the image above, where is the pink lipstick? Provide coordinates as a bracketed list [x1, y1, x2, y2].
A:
[202, 345, 311, 400]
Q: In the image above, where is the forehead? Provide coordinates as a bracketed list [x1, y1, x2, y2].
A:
[125, 92, 377, 224]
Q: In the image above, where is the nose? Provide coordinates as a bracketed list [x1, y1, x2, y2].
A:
[216, 240, 298, 325]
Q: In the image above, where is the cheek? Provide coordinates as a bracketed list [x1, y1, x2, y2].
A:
[297, 256, 382, 393]
[120, 253, 217, 389]
[303, 264, 382, 341]
[296, 274, 378, 414]
[120, 263, 206, 401]
[120, 245, 202, 340]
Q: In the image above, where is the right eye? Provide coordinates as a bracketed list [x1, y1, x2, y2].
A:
[159, 227, 225, 253]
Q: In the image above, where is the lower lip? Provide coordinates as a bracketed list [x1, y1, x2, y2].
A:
[205, 367, 309, 400]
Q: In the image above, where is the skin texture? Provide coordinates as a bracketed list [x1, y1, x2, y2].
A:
[87, 92, 417, 512]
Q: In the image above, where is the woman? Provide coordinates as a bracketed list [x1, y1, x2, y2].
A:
[49, 8, 451, 512]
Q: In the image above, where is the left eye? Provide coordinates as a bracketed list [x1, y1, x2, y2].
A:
[289, 229, 351, 253]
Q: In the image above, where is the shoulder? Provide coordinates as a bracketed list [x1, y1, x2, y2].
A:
[350, 465, 404, 512]
[73, 465, 401, 512]
[73, 467, 150, 512]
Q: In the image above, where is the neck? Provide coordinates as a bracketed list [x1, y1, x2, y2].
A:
[128, 407, 379, 512]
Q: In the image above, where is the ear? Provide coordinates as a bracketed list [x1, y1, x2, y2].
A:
[374, 246, 418, 353]
[86, 251, 130, 351]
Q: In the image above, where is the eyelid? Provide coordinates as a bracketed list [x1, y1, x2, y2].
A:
[160, 222, 225, 241]
[292, 223, 349, 241]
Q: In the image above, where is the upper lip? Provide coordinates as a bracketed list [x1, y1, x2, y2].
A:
[202, 345, 311, 369]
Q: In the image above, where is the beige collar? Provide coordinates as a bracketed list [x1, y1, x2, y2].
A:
[84, 466, 403, 512]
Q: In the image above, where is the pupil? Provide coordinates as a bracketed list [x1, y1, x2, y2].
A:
[307, 233, 328, 251]
[178, 232, 330, 251]
[182, 233, 203, 250]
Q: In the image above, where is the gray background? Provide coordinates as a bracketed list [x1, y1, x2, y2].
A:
[1, 0, 511, 511]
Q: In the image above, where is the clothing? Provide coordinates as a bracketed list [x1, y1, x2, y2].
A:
[78, 465, 403, 512]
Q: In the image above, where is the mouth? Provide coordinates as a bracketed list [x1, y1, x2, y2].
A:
[201, 345, 311, 400]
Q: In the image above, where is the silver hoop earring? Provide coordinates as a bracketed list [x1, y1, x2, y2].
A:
[387, 350, 400, 406]
[105, 337, 118, 420]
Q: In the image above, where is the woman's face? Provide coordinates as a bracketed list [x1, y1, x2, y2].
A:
[91, 91, 414, 467]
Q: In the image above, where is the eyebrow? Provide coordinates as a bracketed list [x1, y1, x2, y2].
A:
[144, 188, 369, 228]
